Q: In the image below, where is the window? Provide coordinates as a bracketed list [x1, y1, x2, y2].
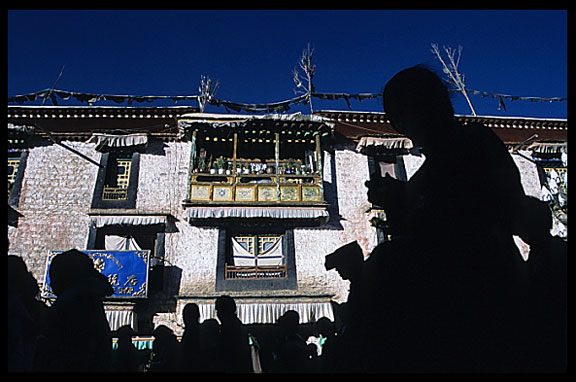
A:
[185, 128, 325, 205]
[7, 150, 28, 207]
[365, 155, 408, 244]
[87, 223, 166, 293]
[226, 234, 286, 279]
[91, 150, 140, 209]
[8, 154, 21, 197]
[102, 153, 132, 200]
[533, 149, 567, 239]
[216, 227, 297, 291]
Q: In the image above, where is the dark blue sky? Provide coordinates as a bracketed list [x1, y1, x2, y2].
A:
[8, 10, 567, 118]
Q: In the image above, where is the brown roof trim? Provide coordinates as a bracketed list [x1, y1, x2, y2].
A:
[7, 105, 199, 120]
[7, 105, 199, 135]
[314, 110, 567, 143]
[7, 107, 567, 144]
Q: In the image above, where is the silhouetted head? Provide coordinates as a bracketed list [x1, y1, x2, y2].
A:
[215, 295, 237, 322]
[384, 66, 455, 147]
[49, 249, 104, 296]
[514, 196, 554, 247]
[115, 325, 136, 347]
[183, 303, 200, 327]
[8, 255, 40, 299]
[200, 318, 220, 335]
[315, 317, 335, 338]
[153, 325, 174, 340]
[278, 310, 300, 334]
[153, 325, 177, 352]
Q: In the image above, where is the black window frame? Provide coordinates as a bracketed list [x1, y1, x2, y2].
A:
[215, 225, 297, 292]
[91, 149, 140, 209]
[367, 154, 407, 244]
[8, 149, 28, 208]
[86, 222, 166, 293]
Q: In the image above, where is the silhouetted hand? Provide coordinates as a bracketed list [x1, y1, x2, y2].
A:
[365, 173, 406, 214]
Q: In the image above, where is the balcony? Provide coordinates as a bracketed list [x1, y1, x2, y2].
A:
[186, 170, 324, 205]
[179, 114, 333, 222]
[102, 186, 128, 201]
[225, 264, 288, 280]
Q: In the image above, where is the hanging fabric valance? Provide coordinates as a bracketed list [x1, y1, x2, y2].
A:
[86, 133, 148, 150]
[179, 297, 334, 325]
[184, 206, 329, 221]
[355, 136, 413, 153]
[528, 141, 567, 154]
[91, 215, 166, 228]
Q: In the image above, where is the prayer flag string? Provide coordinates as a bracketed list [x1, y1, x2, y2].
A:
[7, 87, 567, 113]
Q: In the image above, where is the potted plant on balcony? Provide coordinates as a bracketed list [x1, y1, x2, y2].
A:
[266, 163, 275, 174]
[209, 158, 217, 174]
[196, 149, 208, 173]
[198, 157, 207, 173]
[216, 157, 226, 174]
[285, 158, 295, 174]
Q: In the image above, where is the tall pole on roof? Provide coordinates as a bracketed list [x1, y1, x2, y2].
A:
[293, 43, 316, 114]
[198, 75, 219, 113]
[33, 65, 103, 168]
[40, 65, 65, 106]
[431, 44, 477, 116]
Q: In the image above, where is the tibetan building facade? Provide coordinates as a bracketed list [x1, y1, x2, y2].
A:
[7, 105, 567, 334]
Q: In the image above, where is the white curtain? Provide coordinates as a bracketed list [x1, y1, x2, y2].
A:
[105, 308, 136, 331]
[255, 238, 283, 266]
[183, 300, 335, 324]
[105, 234, 143, 251]
[231, 237, 284, 266]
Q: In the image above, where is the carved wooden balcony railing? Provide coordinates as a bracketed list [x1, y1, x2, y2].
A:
[186, 173, 324, 205]
[224, 264, 287, 280]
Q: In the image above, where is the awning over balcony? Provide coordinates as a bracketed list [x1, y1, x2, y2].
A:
[528, 141, 567, 154]
[179, 112, 334, 129]
[86, 132, 148, 150]
[91, 215, 166, 228]
[184, 206, 329, 221]
[179, 296, 334, 325]
[355, 136, 413, 153]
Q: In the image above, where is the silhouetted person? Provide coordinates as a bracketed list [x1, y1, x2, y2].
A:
[150, 325, 181, 372]
[324, 241, 366, 372]
[197, 318, 220, 372]
[511, 196, 567, 371]
[180, 302, 201, 371]
[35, 249, 114, 372]
[325, 241, 365, 332]
[8, 255, 48, 372]
[359, 66, 556, 372]
[305, 343, 319, 373]
[310, 317, 340, 373]
[214, 295, 252, 373]
[271, 310, 308, 373]
[111, 325, 149, 372]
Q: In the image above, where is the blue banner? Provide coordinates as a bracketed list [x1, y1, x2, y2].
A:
[42, 250, 150, 299]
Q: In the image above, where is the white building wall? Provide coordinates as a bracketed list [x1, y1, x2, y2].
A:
[7, 134, 563, 331]
[8, 139, 101, 281]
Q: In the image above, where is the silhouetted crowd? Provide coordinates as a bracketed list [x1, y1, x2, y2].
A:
[7, 252, 339, 373]
[8, 67, 566, 373]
